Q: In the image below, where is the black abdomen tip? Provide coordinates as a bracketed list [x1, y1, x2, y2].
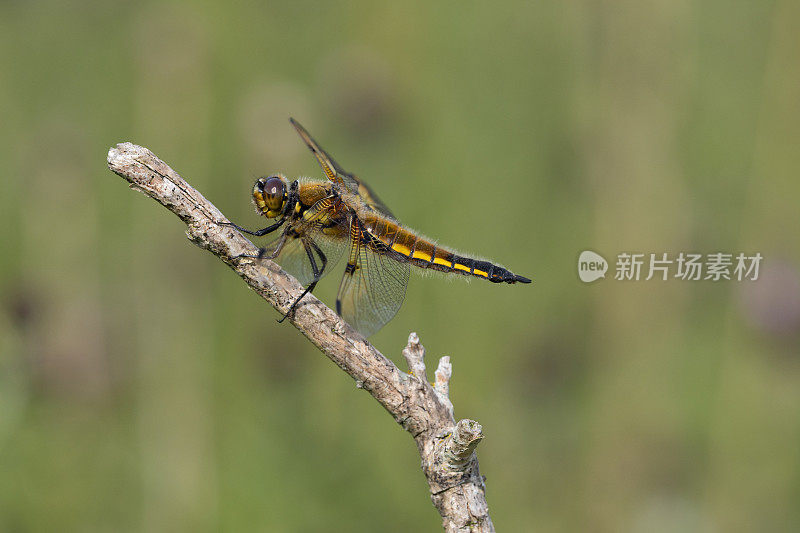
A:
[489, 267, 532, 284]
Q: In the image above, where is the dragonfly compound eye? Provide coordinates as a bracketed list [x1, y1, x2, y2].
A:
[253, 175, 287, 217]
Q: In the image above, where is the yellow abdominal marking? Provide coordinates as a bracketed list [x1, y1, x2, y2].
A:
[433, 257, 452, 267]
[454, 263, 471, 273]
[473, 269, 488, 278]
[411, 250, 431, 262]
[391, 243, 412, 256]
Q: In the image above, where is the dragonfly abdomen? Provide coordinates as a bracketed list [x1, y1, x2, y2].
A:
[431, 248, 530, 284]
[364, 216, 530, 284]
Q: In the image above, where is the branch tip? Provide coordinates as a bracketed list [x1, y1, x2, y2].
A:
[434, 356, 454, 417]
[402, 331, 427, 379]
[434, 356, 452, 396]
[445, 419, 484, 469]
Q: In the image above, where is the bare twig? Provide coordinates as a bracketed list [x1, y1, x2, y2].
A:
[107, 142, 494, 532]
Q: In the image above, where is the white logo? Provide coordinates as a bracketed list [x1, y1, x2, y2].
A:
[578, 250, 608, 283]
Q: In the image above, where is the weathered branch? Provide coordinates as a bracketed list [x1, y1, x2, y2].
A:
[107, 142, 494, 532]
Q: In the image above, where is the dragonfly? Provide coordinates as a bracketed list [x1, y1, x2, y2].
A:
[228, 118, 531, 337]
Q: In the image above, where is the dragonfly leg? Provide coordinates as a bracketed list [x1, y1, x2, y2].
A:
[220, 219, 285, 237]
[279, 238, 328, 323]
[255, 233, 290, 260]
[231, 226, 290, 261]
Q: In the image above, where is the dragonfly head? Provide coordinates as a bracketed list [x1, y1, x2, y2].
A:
[253, 175, 288, 218]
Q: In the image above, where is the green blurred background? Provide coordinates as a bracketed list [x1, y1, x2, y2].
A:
[2, 1, 799, 531]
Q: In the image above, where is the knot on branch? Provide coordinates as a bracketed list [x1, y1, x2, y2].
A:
[444, 419, 484, 470]
[425, 419, 485, 495]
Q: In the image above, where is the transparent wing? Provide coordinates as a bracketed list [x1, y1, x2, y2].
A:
[353, 179, 397, 221]
[256, 220, 348, 286]
[290, 117, 397, 220]
[336, 222, 410, 337]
